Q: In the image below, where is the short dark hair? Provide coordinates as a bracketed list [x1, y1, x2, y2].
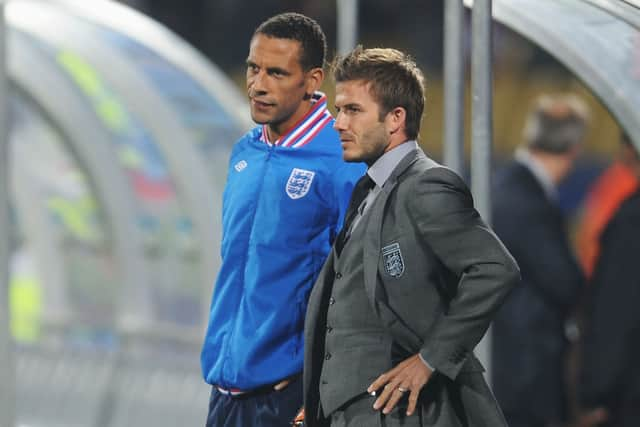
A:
[254, 12, 327, 71]
[523, 94, 589, 153]
[332, 46, 426, 140]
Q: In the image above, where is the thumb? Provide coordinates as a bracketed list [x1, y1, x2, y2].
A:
[273, 379, 291, 391]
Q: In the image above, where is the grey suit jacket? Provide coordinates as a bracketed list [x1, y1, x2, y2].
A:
[303, 148, 520, 426]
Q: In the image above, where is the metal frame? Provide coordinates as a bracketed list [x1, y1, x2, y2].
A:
[9, 27, 151, 324]
[337, 0, 359, 55]
[443, 0, 465, 176]
[584, 0, 640, 27]
[9, 89, 75, 323]
[0, 3, 15, 426]
[54, 0, 253, 322]
[464, 0, 640, 152]
[55, 0, 252, 132]
[12, 0, 219, 333]
[469, 0, 494, 378]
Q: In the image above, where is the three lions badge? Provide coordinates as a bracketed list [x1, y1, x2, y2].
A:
[382, 242, 405, 278]
[286, 168, 315, 199]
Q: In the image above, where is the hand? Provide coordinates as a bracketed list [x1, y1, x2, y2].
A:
[568, 407, 608, 427]
[274, 378, 291, 391]
[291, 407, 305, 426]
[367, 354, 433, 416]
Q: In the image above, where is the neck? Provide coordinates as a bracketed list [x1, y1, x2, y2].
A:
[527, 149, 573, 185]
[383, 134, 410, 154]
[266, 99, 314, 143]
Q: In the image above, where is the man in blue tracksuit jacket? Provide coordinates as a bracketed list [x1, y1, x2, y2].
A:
[201, 13, 365, 426]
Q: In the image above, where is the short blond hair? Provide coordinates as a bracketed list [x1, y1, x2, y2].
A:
[523, 94, 589, 153]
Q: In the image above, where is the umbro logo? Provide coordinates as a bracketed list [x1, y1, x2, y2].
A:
[234, 160, 248, 172]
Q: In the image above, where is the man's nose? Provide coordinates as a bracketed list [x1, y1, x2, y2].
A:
[333, 112, 347, 131]
[248, 71, 267, 96]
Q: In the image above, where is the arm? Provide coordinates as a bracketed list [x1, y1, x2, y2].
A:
[368, 168, 519, 415]
[494, 200, 583, 309]
[409, 168, 520, 379]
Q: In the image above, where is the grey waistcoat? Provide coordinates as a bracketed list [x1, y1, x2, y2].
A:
[318, 212, 393, 416]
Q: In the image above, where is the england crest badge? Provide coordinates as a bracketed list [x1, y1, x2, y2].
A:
[382, 242, 405, 278]
[286, 168, 315, 199]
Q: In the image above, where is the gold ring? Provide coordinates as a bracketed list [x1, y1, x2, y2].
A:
[398, 387, 408, 393]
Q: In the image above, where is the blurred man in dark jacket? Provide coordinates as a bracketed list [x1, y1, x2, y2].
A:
[579, 132, 640, 427]
[491, 94, 588, 427]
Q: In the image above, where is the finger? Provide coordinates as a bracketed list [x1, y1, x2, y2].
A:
[367, 357, 414, 394]
[273, 379, 290, 391]
[367, 373, 390, 395]
[382, 387, 406, 414]
[406, 387, 420, 416]
[373, 382, 396, 410]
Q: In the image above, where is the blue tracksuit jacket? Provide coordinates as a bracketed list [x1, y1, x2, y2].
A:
[201, 95, 365, 390]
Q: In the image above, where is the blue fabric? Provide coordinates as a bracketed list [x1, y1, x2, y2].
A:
[201, 123, 366, 390]
[206, 376, 303, 427]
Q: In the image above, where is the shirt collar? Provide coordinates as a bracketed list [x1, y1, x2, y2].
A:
[367, 141, 419, 188]
[259, 91, 333, 148]
[515, 147, 557, 200]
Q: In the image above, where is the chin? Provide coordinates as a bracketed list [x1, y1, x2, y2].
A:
[342, 151, 362, 163]
[250, 111, 270, 125]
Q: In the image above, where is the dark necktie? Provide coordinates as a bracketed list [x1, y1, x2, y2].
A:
[335, 173, 375, 256]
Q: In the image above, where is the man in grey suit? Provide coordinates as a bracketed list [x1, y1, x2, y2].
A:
[302, 47, 520, 426]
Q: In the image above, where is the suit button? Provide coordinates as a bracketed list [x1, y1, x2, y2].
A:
[326, 326, 333, 333]
[336, 273, 342, 279]
[321, 380, 328, 385]
[325, 353, 332, 360]
[329, 297, 335, 305]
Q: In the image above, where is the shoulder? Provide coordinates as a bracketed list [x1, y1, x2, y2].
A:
[404, 157, 470, 197]
[493, 161, 544, 209]
[606, 191, 640, 233]
[400, 159, 475, 220]
[616, 190, 640, 217]
[304, 120, 342, 155]
[238, 126, 262, 145]
[231, 126, 260, 147]
[494, 162, 534, 192]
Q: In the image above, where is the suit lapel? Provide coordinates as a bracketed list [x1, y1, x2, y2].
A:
[362, 148, 424, 311]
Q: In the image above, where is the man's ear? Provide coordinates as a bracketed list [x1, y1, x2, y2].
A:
[304, 67, 324, 98]
[386, 107, 407, 136]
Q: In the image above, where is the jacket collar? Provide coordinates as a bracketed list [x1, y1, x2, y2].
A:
[259, 92, 332, 148]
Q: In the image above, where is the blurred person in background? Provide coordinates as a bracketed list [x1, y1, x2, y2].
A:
[200, 12, 365, 427]
[491, 94, 588, 427]
[578, 133, 640, 427]
[576, 133, 639, 279]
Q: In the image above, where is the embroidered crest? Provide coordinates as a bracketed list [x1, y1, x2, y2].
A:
[382, 243, 405, 278]
[234, 160, 248, 172]
[286, 168, 315, 199]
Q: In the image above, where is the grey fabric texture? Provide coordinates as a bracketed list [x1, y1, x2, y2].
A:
[304, 148, 520, 427]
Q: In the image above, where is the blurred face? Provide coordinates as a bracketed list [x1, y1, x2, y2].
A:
[334, 80, 389, 165]
[246, 34, 319, 139]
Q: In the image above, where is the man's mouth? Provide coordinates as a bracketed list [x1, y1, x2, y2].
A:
[340, 135, 355, 144]
[251, 98, 274, 108]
